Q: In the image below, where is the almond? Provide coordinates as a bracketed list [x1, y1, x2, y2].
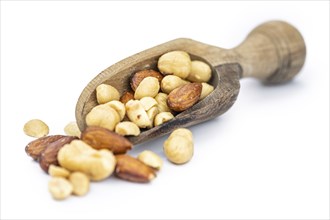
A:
[81, 126, 133, 154]
[167, 83, 202, 112]
[115, 154, 156, 183]
[120, 91, 134, 104]
[25, 135, 66, 160]
[130, 69, 163, 91]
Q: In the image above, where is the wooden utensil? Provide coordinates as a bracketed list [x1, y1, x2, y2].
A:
[76, 20, 306, 145]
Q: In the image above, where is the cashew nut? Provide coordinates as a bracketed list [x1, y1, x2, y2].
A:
[23, 119, 49, 138]
[115, 121, 140, 136]
[187, 60, 212, 83]
[161, 75, 189, 94]
[134, 77, 160, 100]
[85, 104, 120, 131]
[96, 84, 120, 104]
[125, 100, 151, 128]
[200, 83, 214, 100]
[154, 112, 174, 126]
[157, 51, 191, 79]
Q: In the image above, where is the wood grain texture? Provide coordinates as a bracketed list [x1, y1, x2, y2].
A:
[75, 20, 306, 144]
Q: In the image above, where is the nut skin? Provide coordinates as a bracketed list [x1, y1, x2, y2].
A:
[25, 135, 66, 160]
[120, 91, 134, 104]
[130, 69, 163, 91]
[39, 136, 77, 173]
[81, 126, 133, 154]
[115, 154, 156, 183]
[167, 83, 202, 112]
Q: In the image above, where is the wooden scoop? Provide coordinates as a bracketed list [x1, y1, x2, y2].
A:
[76, 20, 306, 145]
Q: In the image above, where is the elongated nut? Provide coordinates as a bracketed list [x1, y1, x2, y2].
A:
[115, 155, 156, 183]
[161, 75, 189, 94]
[158, 51, 191, 79]
[81, 126, 133, 154]
[140, 97, 158, 111]
[164, 133, 193, 164]
[154, 112, 174, 126]
[96, 84, 120, 104]
[23, 119, 49, 138]
[48, 177, 73, 200]
[134, 77, 160, 100]
[155, 93, 171, 113]
[200, 83, 214, 100]
[147, 106, 159, 128]
[187, 60, 212, 83]
[58, 140, 116, 181]
[169, 128, 193, 142]
[86, 104, 120, 131]
[48, 165, 71, 178]
[104, 100, 126, 120]
[69, 172, 90, 196]
[115, 122, 140, 136]
[125, 100, 151, 128]
[64, 121, 81, 137]
[120, 91, 134, 104]
[130, 69, 163, 91]
[138, 150, 163, 170]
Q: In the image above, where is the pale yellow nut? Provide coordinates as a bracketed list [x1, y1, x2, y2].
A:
[104, 100, 126, 121]
[69, 172, 90, 196]
[115, 121, 140, 136]
[64, 121, 81, 137]
[163, 135, 193, 164]
[125, 100, 151, 128]
[134, 77, 160, 100]
[138, 150, 163, 170]
[187, 60, 212, 83]
[161, 75, 189, 94]
[48, 177, 73, 200]
[154, 112, 174, 126]
[155, 93, 171, 113]
[147, 106, 159, 128]
[48, 165, 70, 178]
[158, 51, 191, 79]
[169, 128, 193, 142]
[85, 104, 120, 131]
[58, 140, 116, 181]
[140, 97, 158, 111]
[23, 119, 49, 138]
[200, 83, 214, 100]
[96, 84, 120, 104]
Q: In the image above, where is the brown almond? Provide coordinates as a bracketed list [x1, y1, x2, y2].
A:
[130, 69, 163, 91]
[115, 154, 156, 183]
[81, 126, 133, 154]
[39, 136, 77, 173]
[120, 91, 134, 104]
[167, 83, 202, 112]
[25, 135, 66, 160]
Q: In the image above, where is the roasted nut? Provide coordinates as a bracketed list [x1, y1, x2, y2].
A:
[125, 100, 151, 128]
[167, 83, 202, 112]
[104, 100, 126, 121]
[155, 92, 171, 113]
[134, 77, 160, 100]
[81, 126, 133, 154]
[58, 140, 116, 181]
[200, 83, 214, 100]
[147, 106, 159, 128]
[86, 104, 120, 131]
[96, 84, 120, 104]
[115, 154, 156, 183]
[39, 136, 77, 173]
[120, 91, 134, 104]
[187, 60, 212, 83]
[137, 150, 163, 170]
[169, 128, 193, 142]
[130, 69, 163, 91]
[158, 51, 191, 79]
[69, 172, 90, 196]
[154, 112, 174, 126]
[161, 75, 189, 94]
[48, 177, 73, 200]
[140, 97, 158, 111]
[23, 119, 49, 138]
[48, 165, 71, 178]
[25, 135, 65, 160]
[115, 122, 140, 136]
[64, 121, 81, 137]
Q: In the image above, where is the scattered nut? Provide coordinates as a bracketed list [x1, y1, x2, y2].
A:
[158, 51, 191, 79]
[96, 84, 120, 104]
[125, 100, 151, 128]
[48, 177, 73, 200]
[161, 75, 189, 94]
[48, 165, 70, 178]
[69, 172, 90, 196]
[134, 77, 160, 100]
[86, 104, 120, 131]
[120, 91, 134, 104]
[115, 121, 140, 136]
[104, 100, 126, 121]
[155, 92, 171, 113]
[25, 135, 65, 160]
[140, 97, 158, 111]
[64, 121, 81, 137]
[23, 119, 49, 138]
[200, 83, 214, 100]
[187, 60, 212, 83]
[130, 69, 163, 91]
[137, 150, 163, 170]
[154, 112, 174, 126]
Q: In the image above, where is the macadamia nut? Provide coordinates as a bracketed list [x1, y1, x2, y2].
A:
[96, 84, 120, 104]
[158, 51, 191, 79]
[48, 177, 73, 200]
[69, 172, 90, 196]
[86, 104, 120, 131]
[134, 77, 160, 100]
[138, 150, 163, 170]
[187, 60, 212, 83]
[115, 121, 140, 136]
[200, 83, 214, 100]
[161, 75, 189, 94]
[64, 121, 81, 137]
[125, 100, 151, 128]
[23, 119, 49, 138]
[154, 112, 174, 126]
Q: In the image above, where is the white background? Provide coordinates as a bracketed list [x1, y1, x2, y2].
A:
[1, 1, 329, 219]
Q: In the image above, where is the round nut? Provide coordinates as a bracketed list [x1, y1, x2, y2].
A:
[200, 83, 214, 100]
[48, 177, 73, 200]
[96, 84, 120, 104]
[85, 104, 120, 131]
[137, 150, 163, 170]
[155, 93, 171, 113]
[169, 128, 193, 142]
[115, 121, 140, 136]
[64, 121, 81, 137]
[69, 172, 90, 196]
[161, 75, 189, 94]
[158, 51, 191, 79]
[104, 100, 126, 121]
[140, 97, 158, 111]
[48, 165, 71, 178]
[130, 69, 163, 91]
[154, 112, 174, 126]
[134, 77, 160, 100]
[125, 100, 151, 128]
[163, 135, 193, 164]
[187, 60, 212, 83]
[23, 119, 49, 138]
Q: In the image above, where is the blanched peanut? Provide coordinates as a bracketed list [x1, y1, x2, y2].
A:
[115, 121, 140, 136]
[48, 165, 70, 178]
[64, 121, 81, 137]
[48, 177, 73, 200]
[85, 104, 120, 131]
[69, 172, 90, 196]
[134, 77, 160, 100]
[140, 97, 158, 111]
[147, 106, 159, 128]
[154, 112, 174, 126]
[138, 150, 163, 170]
[125, 100, 151, 128]
[161, 75, 189, 94]
[158, 51, 191, 79]
[104, 100, 126, 121]
[187, 60, 212, 83]
[23, 119, 49, 138]
[155, 93, 171, 113]
[200, 83, 214, 100]
[96, 84, 120, 104]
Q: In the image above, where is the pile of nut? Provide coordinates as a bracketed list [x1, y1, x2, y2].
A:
[23, 51, 214, 200]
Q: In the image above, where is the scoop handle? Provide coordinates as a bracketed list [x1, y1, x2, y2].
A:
[233, 21, 306, 83]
